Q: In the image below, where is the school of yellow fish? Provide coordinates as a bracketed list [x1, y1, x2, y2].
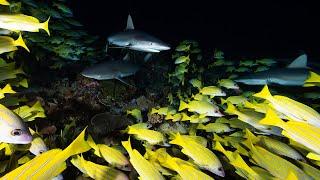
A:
[1, 1, 320, 180]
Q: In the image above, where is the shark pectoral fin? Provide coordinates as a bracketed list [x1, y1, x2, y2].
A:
[287, 54, 307, 68]
[123, 53, 130, 61]
[116, 77, 135, 88]
[126, 14, 135, 30]
[144, 53, 153, 62]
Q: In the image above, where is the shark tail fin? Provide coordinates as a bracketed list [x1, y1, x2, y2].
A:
[253, 85, 272, 100]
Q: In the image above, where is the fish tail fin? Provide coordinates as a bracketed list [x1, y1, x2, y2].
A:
[2, 84, 15, 94]
[225, 102, 236, 114]
[121, 138, 133, 155]
[259, 109, 283, 127]
[220, 98, 227, 105]
[64, 128, 91, 156]
[1, 0, 10, 5]
[305, 71, 320, 83]
[41, 17, 50, 36]
[150, 108, 157, 114]
[197, 123, 205, 130]
[31, 101, 44, 112]
[181, 113, 191, 121]
[213, 141, 226, 154]
[169, 133, 182, 145]
[15, 66, 25, 75]
[253, 85, 272, 100]
[244, 100, 254, 109]
[178, 100, 188, 111]
[14, 34, 29, 52]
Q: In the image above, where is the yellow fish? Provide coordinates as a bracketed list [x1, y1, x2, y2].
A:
[0, 84, 15, 99]
[127, 124, 166, 145]
[197, 122, 233, 134]
[170, 133, 225, 177]
[0, 0, 9, 5]
[245, 133, 310, 180]
[0, 34, 29, 54]
[29, 128, 48, 155]
[199, 86, 226, 98]
[218, 79, 239, 90]
[254, 85, 320, 127]
[260, 109, 320, 154]
[225, 102, 282, 136]
[305, 71, 320, 83]
[151, 106, 176, 115]
[0, 103, 32, 144]
[0, 14, 50, 35]
[179, 100, 223, 117]
[122, 138, 164, 180]
[221, 95, 247, 106]
[127, 108, 143, 122]
[71, 155, 128, 180]
[2, 128, 91, 180]
[191, 93, 212, 103]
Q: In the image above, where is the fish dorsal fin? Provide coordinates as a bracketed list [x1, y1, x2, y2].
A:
[126, 14, 135, 30]
[287, 54, 307, 68]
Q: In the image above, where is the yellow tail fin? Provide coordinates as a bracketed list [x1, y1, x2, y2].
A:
[178, 100, 188, 111]
[2, 84, 15, 94]
[220, 98, 227, 105]
[41, 17, 50, 36]
[122, 138, 133, 155]
[305, 71, 320, 83]
[31, 101, 44, 112]
[253, 85, 272, 100]
[0, 0, 10, 5]
[64, 128, 91, 156]
[225, 102, 237, 114]
[14, 34, 30, 52]
[259, 109, 283, 127]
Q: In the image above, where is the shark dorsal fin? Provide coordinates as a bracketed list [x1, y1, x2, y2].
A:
[126, 14, 135, 30]
[287, 54, 307, 68]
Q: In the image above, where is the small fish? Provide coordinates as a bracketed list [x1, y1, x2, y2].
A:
[122, 138, 164, 180]
[226, 66, 236, 72]
[0, 84, 15, 99]
[212, 58, 224, 66]
[225, 103, 282, 136]
[0, 14, 50, 35]
[169, 133, 225, 177]
[255, 58, 277, 66]
[175, 55, 190, 64]
[0, 34, 29, 54]
[189, 78, 202, 89]
[259, 109, 320, 155]
[127, 109, 143, 122]
[221, 96, 247, 106]
[165, 113, 183, 122]
[239, 60, 257, 67]
[71, 155, 128, 180]
[254, 85, 320, 127]
[29, 128, 48, 155]
[179, 100, 223, 117]
[199, 86, 226, 98]
[127, 123, 166, 145]
[151, 106, 176, 115]
[176, 44, 190, 52]
[258, 136, 305, 162]
[0, 103, 32, 144]
[191, 93, 212, 103]
[218, 79, 239, 90]
[197, 123, 233, 133]
[255, 66, 269, 72]
[235, 66, 250, 73]
[0, 0, 9, 5]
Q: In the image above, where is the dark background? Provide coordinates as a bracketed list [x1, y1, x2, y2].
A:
[69, 0, 320, 59]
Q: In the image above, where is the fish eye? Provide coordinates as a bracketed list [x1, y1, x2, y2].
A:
[11, 129, 22, 136]
[39, 150, 45, 154]
[218, 167, 223, 171]
[214, 110, 219, 113]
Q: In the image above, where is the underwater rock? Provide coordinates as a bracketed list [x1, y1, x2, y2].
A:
[147, 113, 164, 125]
[89, 112, 132, 137]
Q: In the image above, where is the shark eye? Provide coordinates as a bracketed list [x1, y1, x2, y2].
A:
[11, 129, 22, 136]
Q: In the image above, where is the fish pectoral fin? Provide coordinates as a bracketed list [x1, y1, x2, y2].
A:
[116, 77, 135, 88]
[144, 53, 153, 62]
